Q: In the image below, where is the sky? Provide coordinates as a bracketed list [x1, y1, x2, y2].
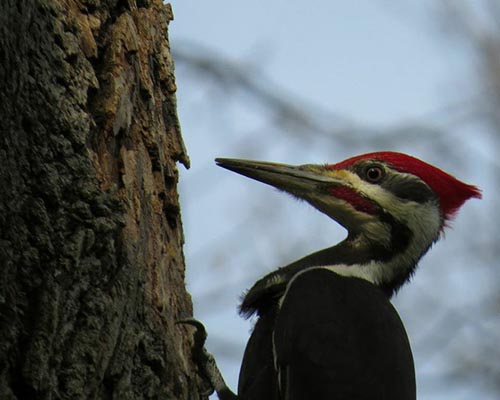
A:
[168, 1, 495, 399]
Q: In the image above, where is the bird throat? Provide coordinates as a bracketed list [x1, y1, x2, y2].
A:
[239, 209, 439, 319]
[238, 238, 394, 318]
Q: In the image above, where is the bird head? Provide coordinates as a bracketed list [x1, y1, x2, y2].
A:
[216, 152, 481, 294]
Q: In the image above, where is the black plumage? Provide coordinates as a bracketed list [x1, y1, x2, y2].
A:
[239, 269, 415, 400]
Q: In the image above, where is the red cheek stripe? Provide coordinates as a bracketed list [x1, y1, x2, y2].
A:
[325, 151, 481, 219]
[329, 186, 377, 215]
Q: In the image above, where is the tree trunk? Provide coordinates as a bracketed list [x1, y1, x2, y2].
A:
[0, 0, 201, 398]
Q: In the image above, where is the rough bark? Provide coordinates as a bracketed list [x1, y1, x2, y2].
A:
[0, 0, 201, 398]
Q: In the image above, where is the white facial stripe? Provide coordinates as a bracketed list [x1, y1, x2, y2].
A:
[338, 202, 440, 286]
[335, 170, 412, 211]
[277, 201, 441, 294]
[333, 170, 442, 277]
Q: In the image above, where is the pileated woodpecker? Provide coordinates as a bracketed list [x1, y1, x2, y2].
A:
[184, 152, 480, 400]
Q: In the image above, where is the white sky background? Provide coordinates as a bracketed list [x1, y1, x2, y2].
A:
[169, 1, 497, 399]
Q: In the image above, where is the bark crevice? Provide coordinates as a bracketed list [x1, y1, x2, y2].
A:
[0, 1, 199, 398]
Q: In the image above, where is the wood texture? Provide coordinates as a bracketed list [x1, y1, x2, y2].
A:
[0, 0, 200, 398]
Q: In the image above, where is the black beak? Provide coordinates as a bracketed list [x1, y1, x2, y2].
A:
[215, 158, 343, 195]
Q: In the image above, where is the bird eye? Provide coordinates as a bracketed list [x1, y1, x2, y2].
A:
[365, 166, 384, 183]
